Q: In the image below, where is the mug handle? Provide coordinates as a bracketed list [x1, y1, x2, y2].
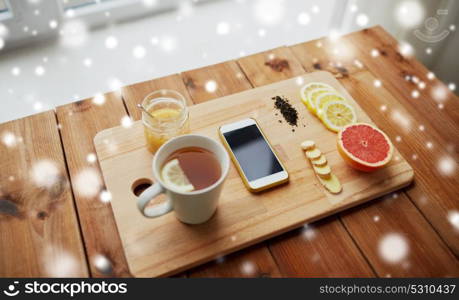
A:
[137, 182, 173, 218]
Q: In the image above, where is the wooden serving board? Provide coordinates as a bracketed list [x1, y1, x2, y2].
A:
[94, 71, 413, 277]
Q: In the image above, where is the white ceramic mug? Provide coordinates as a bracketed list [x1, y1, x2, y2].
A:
[137, 134, 230, 224]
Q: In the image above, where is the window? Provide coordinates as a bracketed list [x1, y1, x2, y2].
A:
[0, 0, 12, 21]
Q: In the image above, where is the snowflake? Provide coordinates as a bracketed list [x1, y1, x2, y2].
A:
[350, 4, 358, 13]
[426, 141, 433, 149]
[142, 0, 158, 7]
[33, 101, 43, 111]
[92, 254, 112, 275]
[311, 5, 320, 14]
[356, 13, 369, 27]
[395, 136, 402, 142]
[328, 29, 341, 42]
[105, 36, 118, 49]
[448, 211, 459, 231]
[159, 36, 178, 52]
[427, 72, 435, 80]
[371, 49, 380, 57]
[448, 83, 456, 91]
[241, 261, 256, 276]
[374, 80, 382, 87]
[411, 90, 420, 98]
[216, 22, 230, 35]
[215, 256, 225, 264]
[297, 12, 310, 26]
[132, 45, 146, 59]
[302, 224, 317, 241]
[399, 41, 414, 57]
[99, 190, 112, 203]
[373, 215, 380, 222]
[92, 93, 105, 105]
[437, 156, 456, 176]
[49, 20, 58, 29]
[431, 85, 448, 103]
[425, 47, 432, 55]
[60, 20, 88, 48]
[411, 154, 418, 160]
[391, 110, 411, 131]
[395, 1, 425, 28]
[380, 105, 387, 112]
[30, 160, 60, 189]
[378, 233, 409, 264]
[253, 0, 285, 26]
[0, 37, 4, 50]
[418, 81, 426, 90]
[2, 132, 18, 147]
[83, 58, 92, 67]
[35, 65, 45, 76]
[107, 77, 123, 91]
[86, 153, 97, 163]
[205, 80, 217, 93]
[43, 247, 79, 277]
[74, 168, 102, 198]
[418, 124, 425, 131]
[257, 28, 266, 37]
[121, 116, 133, 128]
[295, 76, 304, 85]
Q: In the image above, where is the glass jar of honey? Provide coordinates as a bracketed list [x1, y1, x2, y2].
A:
[141, 90, 189, 153]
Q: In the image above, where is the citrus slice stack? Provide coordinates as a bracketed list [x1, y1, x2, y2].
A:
[161, 159, 195, 192]
[300, 82, 335, 113]
[337, 123, 394, 172]
[300, 82, 357, 132]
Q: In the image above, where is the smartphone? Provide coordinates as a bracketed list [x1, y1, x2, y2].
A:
[219, 118, 289, 192]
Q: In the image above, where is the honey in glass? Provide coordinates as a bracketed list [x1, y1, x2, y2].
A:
[141, 90, 189, 153]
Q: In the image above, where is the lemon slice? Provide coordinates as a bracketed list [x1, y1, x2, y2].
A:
[315, 92, 347, 116]
[300, 83, 335, 113]
[320, 101, 357, 133]
[161, 159, 194, 192]
[151, 108, 181, 120]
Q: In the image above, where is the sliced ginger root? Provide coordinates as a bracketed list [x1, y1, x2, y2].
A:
[301, 140, 342, 194]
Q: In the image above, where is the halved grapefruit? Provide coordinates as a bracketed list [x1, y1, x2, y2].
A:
[337, 123, 394, 172]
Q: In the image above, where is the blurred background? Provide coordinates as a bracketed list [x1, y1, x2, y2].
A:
[0, 0, 457, 123]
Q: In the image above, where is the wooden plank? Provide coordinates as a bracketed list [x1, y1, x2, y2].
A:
[237, 47, 375, 277]
[122, 74, 193, 121]
[56, 93, 131, 277]
[238, 47, 305, 86]
[0, 112, 88, 277]
[342, 193, 459, 277]
[348, 26, 459, 151]
[289, 32, 459, 272]
[179, 60, 281, 277]
[121, 73, 192, 277]
[182, 61, 252, 104]
[188, 244, 281, 277]
[269, 217, 374, 277]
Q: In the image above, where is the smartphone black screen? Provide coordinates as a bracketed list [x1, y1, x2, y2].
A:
[223, 124, 283, 181]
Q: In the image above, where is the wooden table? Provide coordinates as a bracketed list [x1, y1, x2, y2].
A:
[1, 26, 458, 277]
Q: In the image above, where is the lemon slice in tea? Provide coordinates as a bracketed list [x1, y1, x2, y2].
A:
[161, 159, 194, 192]
[320, 101, 357, 132]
